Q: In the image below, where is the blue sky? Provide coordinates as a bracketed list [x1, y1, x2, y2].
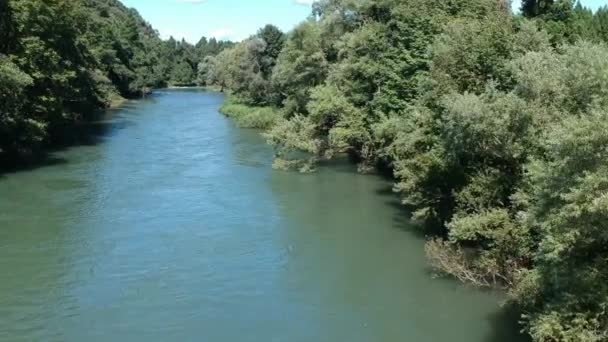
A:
[120, 0, 607, 43]
[119, 0, 314, 43]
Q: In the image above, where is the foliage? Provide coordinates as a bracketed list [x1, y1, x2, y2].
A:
[519, 110, 608, 341]
[200, 25, 284, 104]
[8, 0, 608, 339]
[271, 21, 330, 115]
[220, 97, 281, 130]
[265, 115, 325, 173]
[209, 0, 608, 340]
[0, 0, 162, 161]
[164, 36, 233, 87]
[0, 56, 39, 159]
[256, 24, 285, 79]
[4, 0, 105, 156]
[522, 0, 608, 44]
[0, 0, 233, 165]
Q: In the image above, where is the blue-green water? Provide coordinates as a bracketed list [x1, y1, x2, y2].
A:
[0, 90, 524, 341]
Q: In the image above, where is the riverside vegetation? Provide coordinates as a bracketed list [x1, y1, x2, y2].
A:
[3, 0, 608, 340]
[210, 0, 608, 340]
[0, 0, 232, 165]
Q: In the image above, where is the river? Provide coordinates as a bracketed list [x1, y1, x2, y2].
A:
[0, 89, 525, 341]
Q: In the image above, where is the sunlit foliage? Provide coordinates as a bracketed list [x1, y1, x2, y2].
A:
[209, 0, 608, 339]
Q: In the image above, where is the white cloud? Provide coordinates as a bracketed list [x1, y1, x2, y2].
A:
[294, 0, 316, 5]
[159, 28, 194, 42]
[209, 28, 236, 41]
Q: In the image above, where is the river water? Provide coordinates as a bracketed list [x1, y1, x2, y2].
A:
[0, 90, 525, 341]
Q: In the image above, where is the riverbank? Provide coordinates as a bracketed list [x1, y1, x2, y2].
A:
[168, 85, 224, 92]
[198, 0, 608, 338]
[219, 96, 281, 130]
[0, 89, 526, 341]
[109, 93, 128, 109]
[1, 92, 132, 172]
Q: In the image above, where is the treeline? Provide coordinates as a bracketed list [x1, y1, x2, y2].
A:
[0, 0, 232, 165]
[165, 36, 234, 87]
[209, 0, 608, 340]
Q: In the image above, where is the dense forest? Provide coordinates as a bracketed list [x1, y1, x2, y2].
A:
[0, 0, 232, 166]
[3, 0, 608, 340]
[210, 0, 608, 340]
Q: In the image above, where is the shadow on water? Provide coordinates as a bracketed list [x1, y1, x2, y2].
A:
[0, 100, 142, 177]
[371, 181, 449, 238]
[485, 304, 530, 342]
[317, 155, 445, 238]
[324, 158, 531, 342]
[274, 156, 530, 341]
[0, 155, 69, 181]
[315, 156, 358, 173]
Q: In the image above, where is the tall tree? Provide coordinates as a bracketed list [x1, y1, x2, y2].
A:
[256, 24, 285, 79]
[521, 0, 556, 17]
[0, 0, 16, 54]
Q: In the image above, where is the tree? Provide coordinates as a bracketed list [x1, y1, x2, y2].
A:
[0, 56, 39, 160]
[256, 24, 285, 79]
[196, 55, 217, 86]
[520, 110, 608, 341]
[271, 21, 329, 114]
[0, 0, 177, 165]
[171, 61, 195, 86]
[211, 1, 608, 339]
[593, 6, 608, 42]
[0, 0, 16, 54]
[521, 0, 556, 17]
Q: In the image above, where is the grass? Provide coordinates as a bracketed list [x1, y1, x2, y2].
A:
[219, 99, 281, 130]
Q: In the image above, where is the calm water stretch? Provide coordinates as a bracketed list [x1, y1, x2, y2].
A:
[0, 90, 525, 341]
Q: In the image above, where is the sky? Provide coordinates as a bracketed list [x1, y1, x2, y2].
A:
[119, 0, 315, 43]
[119, 0, 607, 44]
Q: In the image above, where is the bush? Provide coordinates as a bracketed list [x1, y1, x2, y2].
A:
[208, 1, 608, 339]
[219, 98, 281, 130]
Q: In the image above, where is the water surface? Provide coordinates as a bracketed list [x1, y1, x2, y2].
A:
[0, 90, 524, 341]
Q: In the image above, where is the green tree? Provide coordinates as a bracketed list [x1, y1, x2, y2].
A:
[271, 21, 329, 114]
[1, 0, 176, 166]
[256, 24, 285, 79]
[11, 0, 103, 139]
[0, 56, 40, 160]
[171, 61, 195, 86]
[196, 55, 215, 86]
[521, 0, 556, 17]
[520, 111, 608, 341]
[0, 0, 16, 54]
[593, 6, 608, 42]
